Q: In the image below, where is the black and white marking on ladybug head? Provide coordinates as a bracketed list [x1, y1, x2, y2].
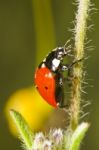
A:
[52, 58, 60, 72]
[41, 47, 65, 72]
[58, 47, 65, 56]
[54, 47, 66, 60]
[38, 46, 71, 72]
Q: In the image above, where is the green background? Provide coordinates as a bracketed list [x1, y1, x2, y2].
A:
[0, 0, 98, 150]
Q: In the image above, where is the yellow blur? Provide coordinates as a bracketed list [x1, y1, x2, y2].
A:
[4, 87, 53, 136]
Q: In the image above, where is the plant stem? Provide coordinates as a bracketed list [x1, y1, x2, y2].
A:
[70, 0, 90, 130]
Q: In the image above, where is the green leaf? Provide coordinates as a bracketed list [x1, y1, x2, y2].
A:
[32, 0, 56, 65]
[69, 122, 90, 150]
[10, 109, 33, 150]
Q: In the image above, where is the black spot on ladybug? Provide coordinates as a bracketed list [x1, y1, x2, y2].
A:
[44, 86, 48, 90]
[35, 85, 39, 89]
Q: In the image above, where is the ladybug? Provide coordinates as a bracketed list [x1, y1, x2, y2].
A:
[34, 46, 76, 108]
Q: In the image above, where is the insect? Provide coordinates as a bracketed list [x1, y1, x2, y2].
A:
[34, 45, 79, 108]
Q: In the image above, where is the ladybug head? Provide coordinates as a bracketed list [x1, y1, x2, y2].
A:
[39, 47, 69, 73]
[55, 47, 65, 60]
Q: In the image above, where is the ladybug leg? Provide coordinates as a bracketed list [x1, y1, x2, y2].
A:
[55, 73, 68, 108]
[57, 77, 70, 108]
[60, 58, 83, 72]
[60, 58, 83, 86]
[60, 64, 70, 71]
[64, 48, 74, 57]
[58, 64, 72, 87]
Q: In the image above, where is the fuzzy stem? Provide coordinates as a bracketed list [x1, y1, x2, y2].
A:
[70, 0, 90, 130]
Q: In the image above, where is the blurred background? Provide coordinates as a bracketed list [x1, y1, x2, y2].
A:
[0, 0, 99, 149]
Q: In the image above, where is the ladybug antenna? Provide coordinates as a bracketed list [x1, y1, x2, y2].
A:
[64, 39, 72, 55]
[64, 39, 71, 48]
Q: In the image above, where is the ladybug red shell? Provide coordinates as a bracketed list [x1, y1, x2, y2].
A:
[34, 47, 69, 108]
[35, 67, 57, 107]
